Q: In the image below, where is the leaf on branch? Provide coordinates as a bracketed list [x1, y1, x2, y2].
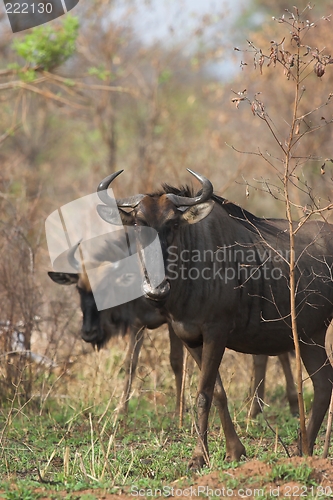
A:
[231, 97, 246, 109]
[290, 31, 301, 46]
[258, 54, 265, 74]
[280, 51, 286, 64]
[251, 102, 257, 115]
[314, 61, 325, 77]
[268, 46, 278, 67]
[288, 54, 295, 68]
[12, 15, 79, 72]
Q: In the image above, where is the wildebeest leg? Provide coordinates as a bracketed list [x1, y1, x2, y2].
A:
[213, 372, 246, 461]
[120, 327, 145, 413]
[185, 334, 238, 470]
[300, 338, 333, 454]
[168, 325, 184, 415]
[184, 343, 213, 470]
[250, 354, 268, 418]
[278, 352, 298, 416]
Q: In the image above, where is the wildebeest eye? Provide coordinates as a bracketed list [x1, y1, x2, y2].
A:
[115, 273, 136, 286]
[133, 217, 149, 227]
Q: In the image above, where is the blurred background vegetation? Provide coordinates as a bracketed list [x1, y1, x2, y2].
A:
[0, 0, 332, 406]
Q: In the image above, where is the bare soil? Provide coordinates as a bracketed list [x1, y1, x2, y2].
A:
[1, 456, 332, 499]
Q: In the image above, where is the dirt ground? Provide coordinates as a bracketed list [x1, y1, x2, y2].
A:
[1, 456, 332, 499]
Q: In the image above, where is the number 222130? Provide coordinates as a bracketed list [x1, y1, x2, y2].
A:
[5, 3, 53, 14]
[284, 485, 332, 497]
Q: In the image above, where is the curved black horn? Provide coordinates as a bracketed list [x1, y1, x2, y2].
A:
[67, 241, 81, 271]
[166, 169, 213, 207]
[97, 170, 145, 207]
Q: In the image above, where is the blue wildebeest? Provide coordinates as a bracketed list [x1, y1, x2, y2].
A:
[48, 242, 184, 414]
[97, 169, 333, 469]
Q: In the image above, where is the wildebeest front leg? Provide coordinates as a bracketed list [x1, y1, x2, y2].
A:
[184, 344, 213, 469]
[185, 334, 231, 470]
[168, 324, 184, 415]
[120, 327, 145, 413]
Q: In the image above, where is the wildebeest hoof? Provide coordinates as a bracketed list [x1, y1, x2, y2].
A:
[225, 444, 246, 462]
[188, 455, 205, 471]
[290, 403, 299, 417]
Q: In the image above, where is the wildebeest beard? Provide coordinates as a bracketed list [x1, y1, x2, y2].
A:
[78, 278, 145, 350]
[76, 249, 143, 349]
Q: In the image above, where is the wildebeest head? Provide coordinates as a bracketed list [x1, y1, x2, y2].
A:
[48, 240, 144, 349]
[96, 169, 215, 300]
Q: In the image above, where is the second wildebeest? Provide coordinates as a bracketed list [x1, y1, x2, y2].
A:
[48, 239, 184, 414]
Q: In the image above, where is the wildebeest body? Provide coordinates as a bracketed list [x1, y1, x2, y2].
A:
[158, 203, 332, 356]
[97, 170, 333, 469]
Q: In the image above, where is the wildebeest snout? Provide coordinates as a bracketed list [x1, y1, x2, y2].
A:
[80, 292, 102, 345]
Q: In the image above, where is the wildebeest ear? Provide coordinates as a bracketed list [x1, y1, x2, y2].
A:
[48, 271, 78, 285]
[181, 201, 214, 224]
[96, 204, 134, 225]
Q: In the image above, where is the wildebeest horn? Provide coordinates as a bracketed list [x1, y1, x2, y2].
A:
[67, 241, 81, 271]
[97, 170, 145, 207]
[166, 169, 213, 207]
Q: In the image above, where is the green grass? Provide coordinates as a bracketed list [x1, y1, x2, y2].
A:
[0, 376, 327, 498]
[269, 462, 316, 485]
[1, 396, 192, 489]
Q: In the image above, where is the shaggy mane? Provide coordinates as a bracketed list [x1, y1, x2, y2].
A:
[149, 183, 287, 238]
